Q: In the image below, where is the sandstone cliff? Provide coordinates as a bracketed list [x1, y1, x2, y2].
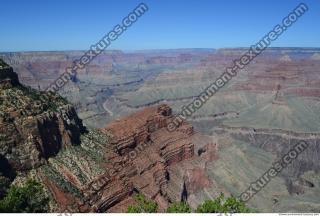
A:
[38, 104, 210, 212]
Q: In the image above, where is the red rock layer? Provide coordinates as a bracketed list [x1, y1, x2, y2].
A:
[97, 104, 195, 211]
[43, 104, 203, 212]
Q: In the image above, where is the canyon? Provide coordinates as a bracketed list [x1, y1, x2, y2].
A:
[1, 47, 320, 212]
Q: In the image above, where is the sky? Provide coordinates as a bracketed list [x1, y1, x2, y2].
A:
[0, 0, 319, 52]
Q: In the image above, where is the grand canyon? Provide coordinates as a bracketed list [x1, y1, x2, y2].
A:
[0, 47, 320, 212]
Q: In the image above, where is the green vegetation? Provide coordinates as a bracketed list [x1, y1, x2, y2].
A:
[127, 194, 158, 213]
[0, 176, 10, 199]
[42, 166, 82, 199]
[196, 193, 250, 213]
[0, 83, 70, 119]
[16, 85, 68, 112]
[127, 193, 250, 213]
[0, 180, 49, 213]
[80, 130, 110, 162]
[167, 202, 192, 213]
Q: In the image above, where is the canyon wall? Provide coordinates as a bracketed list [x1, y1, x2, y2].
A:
[40, 104, 211, 212]
[0, 66, 86, 172]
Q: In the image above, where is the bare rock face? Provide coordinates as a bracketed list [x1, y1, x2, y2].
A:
[0, 65, 86, 172]
[103, 105, 174, 152]
[40, 104, 205, 212]
[92, 104, 195, 212]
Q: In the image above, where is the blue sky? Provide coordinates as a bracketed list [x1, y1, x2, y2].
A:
[0, 0, 319, 51]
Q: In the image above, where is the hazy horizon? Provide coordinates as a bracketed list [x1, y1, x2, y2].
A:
[1, 47, 320, 53]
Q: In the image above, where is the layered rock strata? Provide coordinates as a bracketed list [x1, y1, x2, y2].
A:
[41, 104, 201, 212]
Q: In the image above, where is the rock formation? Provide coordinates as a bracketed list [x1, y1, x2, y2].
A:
[40, 104, 199, 212]
[0, 64, 86, 172]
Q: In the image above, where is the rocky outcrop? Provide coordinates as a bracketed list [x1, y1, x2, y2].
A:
[93, 105, 195, 211]
[0, 65, 86, 172]
[40, 104, 205, 212]
[103, 104, 186, 152]
[0, 67, 19, 87]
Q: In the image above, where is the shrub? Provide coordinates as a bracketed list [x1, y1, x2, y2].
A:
[127, 193, 158, 213]
[128, 193, 250, 213]
[221, 194, 250, 213]
[0, 176, 10, 199]
[196, 194, 224, 213]
[196, 193, 250, 213]
[0, 180, 49, 213]
[167, 202, 191, 213]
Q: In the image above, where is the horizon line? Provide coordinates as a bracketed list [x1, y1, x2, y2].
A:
[1, 47, 320, 53]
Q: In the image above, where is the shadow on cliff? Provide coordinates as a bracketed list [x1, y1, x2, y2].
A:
[0, 154, 16, 180]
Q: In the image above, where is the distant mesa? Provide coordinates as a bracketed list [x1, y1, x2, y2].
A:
[311, 53, 320, 60]
[279, 54, 292, 62]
